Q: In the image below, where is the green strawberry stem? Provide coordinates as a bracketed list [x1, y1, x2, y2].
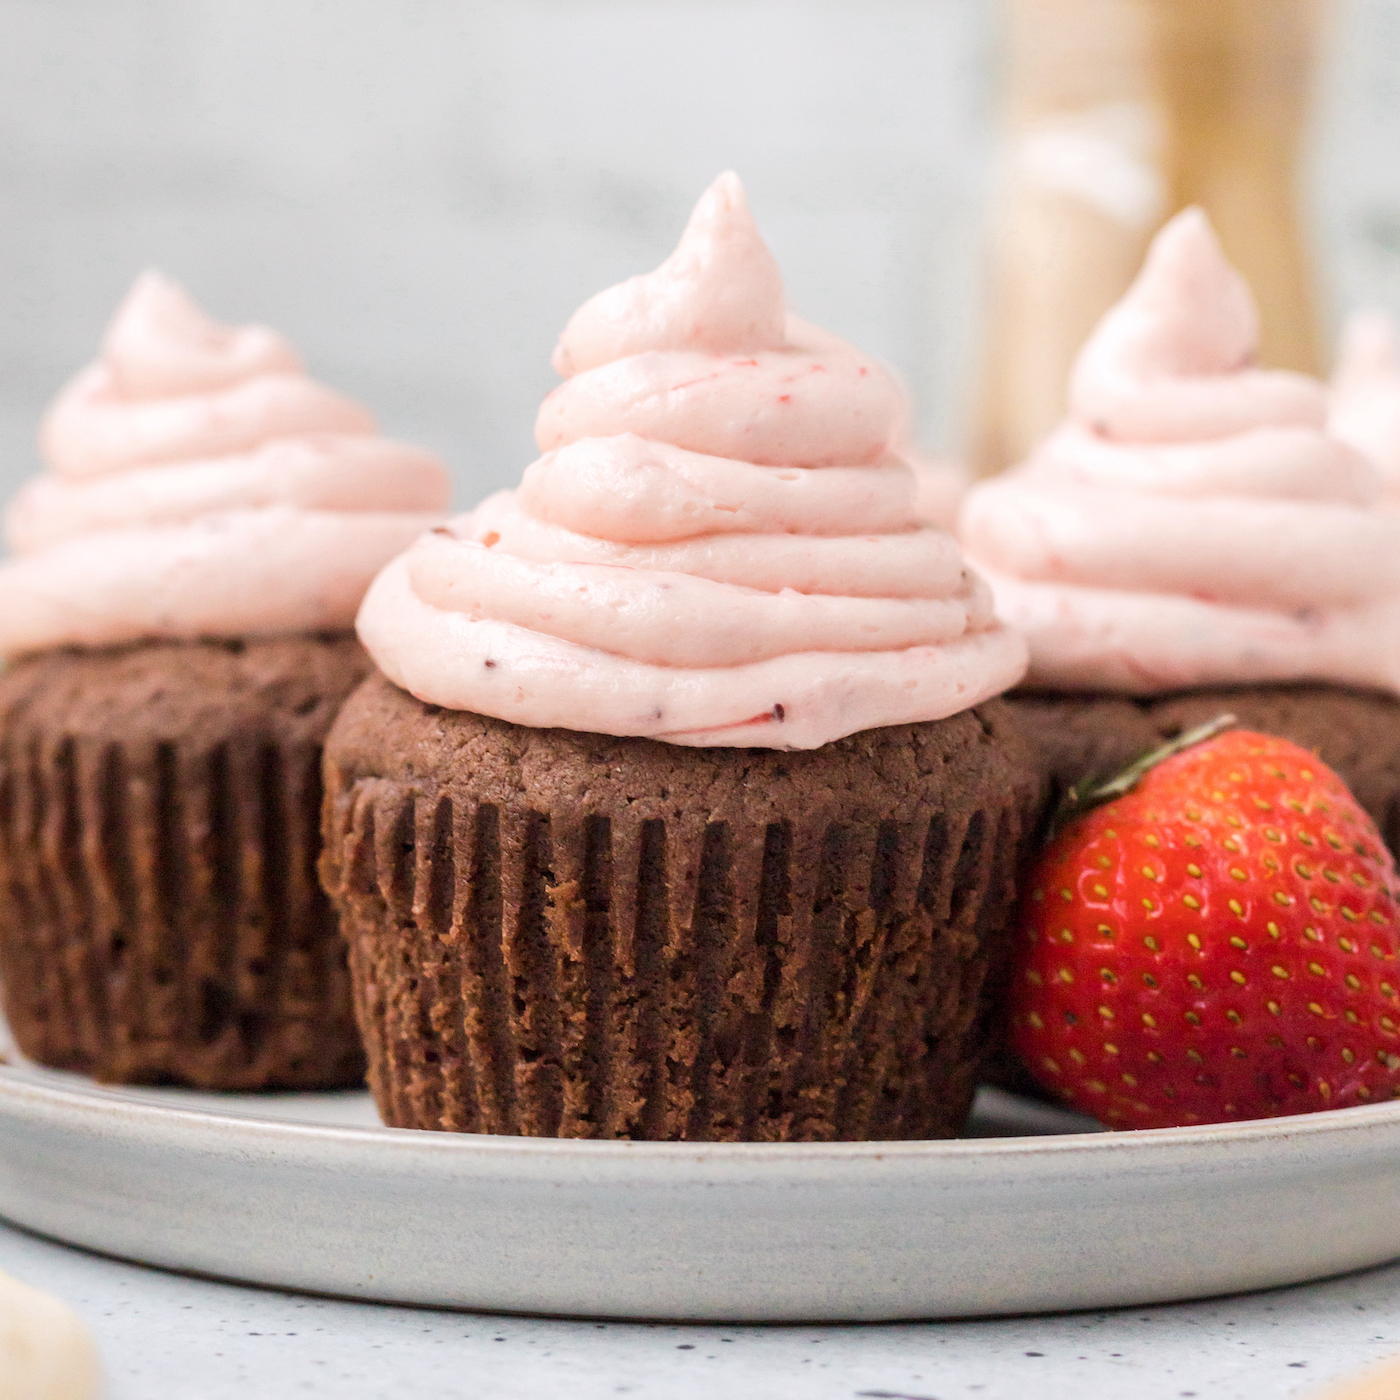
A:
[1047, 713, 1237, 842]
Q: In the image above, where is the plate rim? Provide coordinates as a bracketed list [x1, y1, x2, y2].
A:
[6, 1061, 1400, 1321]
[4, 1061, 1399, 1166]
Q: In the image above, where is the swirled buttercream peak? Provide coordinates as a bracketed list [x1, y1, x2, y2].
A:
[1069, 207, 1323, 442]
[552, 171, 785, 376]
[358, 173, 1026, 748]
[0, 273, 448, 657]
[104, 269, 302, 398]
[960, 208, 1400, 696]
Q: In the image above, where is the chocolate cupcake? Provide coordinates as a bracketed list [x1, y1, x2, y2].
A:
[322, 174, 1041, 1141]
[0, 273, 449, 1087]
[960, 210, 1400, 850]
[326, 681, 1036, 1140]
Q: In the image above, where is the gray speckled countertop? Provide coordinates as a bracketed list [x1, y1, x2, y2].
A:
[2, 1220, 1396, 1399]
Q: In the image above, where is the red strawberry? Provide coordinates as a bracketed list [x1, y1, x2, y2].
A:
[1011, 722, 1400, 1128]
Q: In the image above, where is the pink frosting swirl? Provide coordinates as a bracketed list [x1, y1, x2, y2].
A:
[358, 173, 1026, 748]
[0, 273, 449, 656]
[960, 209, 1400, 696]
[1330, 309, 1400, 504]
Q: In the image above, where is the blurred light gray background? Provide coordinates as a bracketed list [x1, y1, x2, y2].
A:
[0, 0, 1398, 510]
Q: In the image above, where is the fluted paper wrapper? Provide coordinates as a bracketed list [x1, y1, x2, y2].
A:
[0, 636, 370, 1089]
[321, 676, 1045, 1142]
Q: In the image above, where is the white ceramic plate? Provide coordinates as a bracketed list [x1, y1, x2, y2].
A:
[1, 1055, 1398, 1322]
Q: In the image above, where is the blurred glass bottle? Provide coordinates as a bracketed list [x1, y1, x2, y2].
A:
[972, 0, 1330, 476]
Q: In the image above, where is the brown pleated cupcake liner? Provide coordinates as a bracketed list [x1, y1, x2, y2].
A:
[321, 677, 1046, 1142]
[1009, 683, 1400, 858]
[0, 637, 370, 1090]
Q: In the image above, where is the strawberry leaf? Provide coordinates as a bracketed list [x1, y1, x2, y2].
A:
[1047, 713, 1237, 842]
